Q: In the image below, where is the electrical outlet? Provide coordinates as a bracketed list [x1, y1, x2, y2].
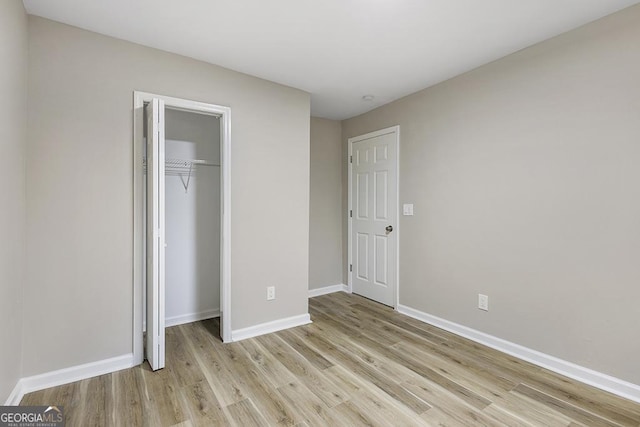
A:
[478, 294, 489, 311]
[267, 286, 276, 301]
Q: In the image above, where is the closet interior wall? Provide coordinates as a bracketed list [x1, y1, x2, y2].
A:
[164, 108, 221, 326]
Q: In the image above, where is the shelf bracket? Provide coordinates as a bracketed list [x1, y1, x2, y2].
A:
[181, 162, 194, 193]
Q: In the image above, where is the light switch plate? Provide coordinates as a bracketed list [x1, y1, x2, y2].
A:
[403, 204, 414, 216]
[478, 294, 489, 311]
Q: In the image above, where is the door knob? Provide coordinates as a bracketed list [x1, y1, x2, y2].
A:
[386, 225, 393, 232]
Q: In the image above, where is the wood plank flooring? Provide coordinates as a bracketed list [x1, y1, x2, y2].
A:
[21, 292, 640, 426]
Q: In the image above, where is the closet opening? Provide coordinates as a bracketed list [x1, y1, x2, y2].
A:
[163, 109, 220, 333]
[133, 92, 232, 370]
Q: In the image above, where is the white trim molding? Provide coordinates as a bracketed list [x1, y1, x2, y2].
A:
[4, 354, 135, 406]
[397, 304, 640, 404]
[308, 284, 349, 298]
[231, 314, 311, 342]
[5, 381, 24, 406]
[166, 308, 220, 328]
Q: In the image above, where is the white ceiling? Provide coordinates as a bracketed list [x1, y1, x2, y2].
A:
[23, 0, 640, 120]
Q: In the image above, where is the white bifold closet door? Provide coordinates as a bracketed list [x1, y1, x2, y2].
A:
[146, 98, 166, 371]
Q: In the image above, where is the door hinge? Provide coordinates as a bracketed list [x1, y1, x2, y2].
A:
[350, 155, 353, 164]
[350, 264, 353, 272]
[350, 210, 352, 218]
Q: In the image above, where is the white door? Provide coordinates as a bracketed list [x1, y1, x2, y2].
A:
[350, 128, 398, 306]
[146, 98, 166, 370]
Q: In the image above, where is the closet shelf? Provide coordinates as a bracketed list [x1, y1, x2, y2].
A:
[143, 157, 219, 193]
[143, 157, 220, 174]
[164, 158, 219, 175]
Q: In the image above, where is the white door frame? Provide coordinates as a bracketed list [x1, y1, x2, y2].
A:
[133, 91, 232, 365]
[347, 125, 400, 309]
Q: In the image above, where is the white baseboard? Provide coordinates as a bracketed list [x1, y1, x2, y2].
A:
[4, 353, 135, 406]
[5, 380, 24, 406]
[397, 304, 640, 404]
[309, 284, 348, 298]
[231, 314, 312, 342]
[166, 308, 220, 328]
[144, 308, 221, 331]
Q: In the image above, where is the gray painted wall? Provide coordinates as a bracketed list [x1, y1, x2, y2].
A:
[309, 118, 343, 290]
[0, 0, 27, 403]
[24, 17, 310, 377]
[342, 5, 640, 385]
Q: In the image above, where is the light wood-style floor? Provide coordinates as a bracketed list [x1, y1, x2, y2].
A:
[22, 292, 640, 426]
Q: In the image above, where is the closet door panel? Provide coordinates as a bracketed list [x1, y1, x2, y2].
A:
[146, 98, 166, 371]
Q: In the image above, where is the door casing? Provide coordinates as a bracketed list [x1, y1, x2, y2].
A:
[133, 91, 232, 366]
[347, 125, 400, 309]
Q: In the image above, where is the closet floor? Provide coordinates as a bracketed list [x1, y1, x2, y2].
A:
[21, 292, 640, 426]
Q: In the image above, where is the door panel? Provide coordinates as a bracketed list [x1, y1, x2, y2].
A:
[146, 98, 166, 371]
[356, 173, 369, 219]
[374, 235, 388, 285]
[351, 130, 397, 306]
[356, 233, 369, 281]
[374, 171, 388, 220]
